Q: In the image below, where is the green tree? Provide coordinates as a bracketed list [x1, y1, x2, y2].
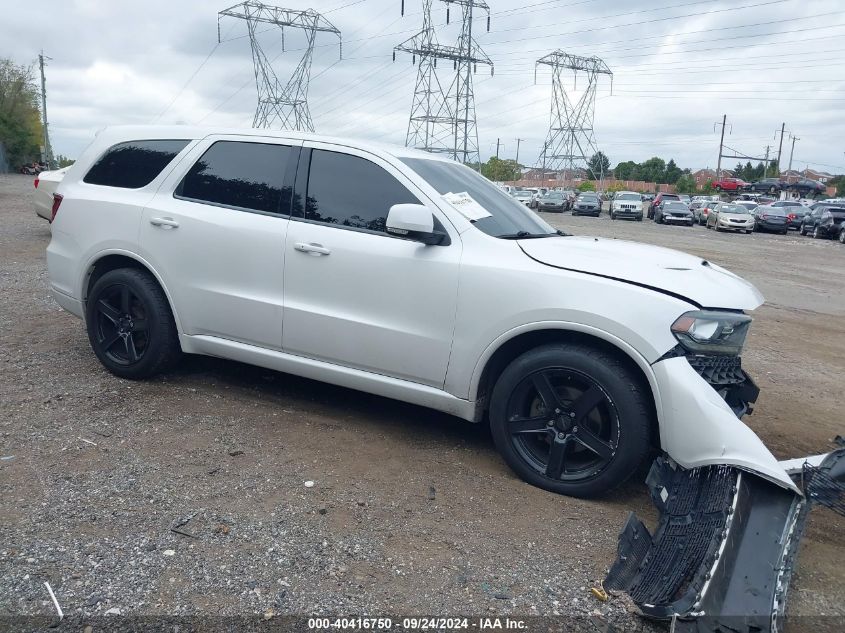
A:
[613, 160, 639, 180]
[641, 157, 667, 183]
[55, 154, 74, 168]
[674, 173, 697, 194]
[577, 180, 596, 192]
[665, 159, 682, 184]
[587, 151, 610, 180]
[766, 160, 780, 178]
[479, 156, 522, 182]
[734, 163, 744, 178]
[0, 58, 43, 167]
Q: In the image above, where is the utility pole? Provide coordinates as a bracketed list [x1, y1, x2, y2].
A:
[514, 137, 522, 164]
[495, 137, 500, 158]
[788, 135, 799, 172]
[764, 145, 769, 175]
[714, 114, 728, 180]
[38, 51, 53, 168]
[775, 122, 786, 174]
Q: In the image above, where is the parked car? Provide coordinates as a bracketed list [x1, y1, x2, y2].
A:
[534, 191, 569, 212]
[34, 166, 71, 221]
[768, 200, 807, 230]
[654, 201, 694, 226]
[706, 202, 755, 233]
[788, 178, 826, 197]
[678, 194, 691, 205]
[752, 206, 788, 234]
[647, 192, 680, 219]
[48, 126, 800, 501]
[609, 191, 643, 221]
[693, 201, 718, 226]
[733, 200, 759, 212]
[528, 187, 547, 209]
[571, 192, 601, 216]
[712, 177, 748, 192]
[511, 190, 533, 206]
[799, 203, 845, 238]
[748, 178, 786, 194]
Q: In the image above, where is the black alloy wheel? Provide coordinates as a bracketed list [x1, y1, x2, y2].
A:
[92, 283, 149, 366]
[85, 268, 181, 379]
[503, 368, 619, 483]
[489, 344, 651, 498]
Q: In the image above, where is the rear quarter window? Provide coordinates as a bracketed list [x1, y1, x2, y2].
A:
[83, 140, 190, 188]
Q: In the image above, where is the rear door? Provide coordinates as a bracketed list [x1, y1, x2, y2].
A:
[139, 136, 300, 349]
[282, 144, 461, 387]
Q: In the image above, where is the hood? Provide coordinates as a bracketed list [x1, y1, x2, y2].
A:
[518, 236, 764, 310]
[719, 212, 754, 221]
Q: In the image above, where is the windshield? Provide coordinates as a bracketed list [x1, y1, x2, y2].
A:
[760, 207, 786, 216]
[617, 193, 640, 200]
[579, 193, 598, 199]
[720, 204, 752, 214]
[665, 202, 689, 210]
[545, 192, 564, 199]
[401, 158, 555, 238]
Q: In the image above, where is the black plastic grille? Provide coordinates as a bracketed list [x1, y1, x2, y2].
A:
[804, 462, 845, 518]
[686, 354, 746, 385]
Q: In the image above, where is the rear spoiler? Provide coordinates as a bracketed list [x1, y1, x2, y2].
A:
[604, 449, 845, 632]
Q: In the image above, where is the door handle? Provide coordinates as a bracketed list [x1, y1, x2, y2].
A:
[294, 242, 331, 256]
[150, 217, 179, 228]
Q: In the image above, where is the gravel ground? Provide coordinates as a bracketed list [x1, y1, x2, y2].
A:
[1, 174, 842, 630]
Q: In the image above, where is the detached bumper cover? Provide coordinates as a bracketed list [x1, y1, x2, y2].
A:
[605, 449, 845, 632]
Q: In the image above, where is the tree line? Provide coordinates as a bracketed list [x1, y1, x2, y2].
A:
[0, 58, 43, 168]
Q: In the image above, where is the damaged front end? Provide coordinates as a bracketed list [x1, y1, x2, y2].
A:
[604, 449, 845, 633]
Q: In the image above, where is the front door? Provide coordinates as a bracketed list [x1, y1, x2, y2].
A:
[282, 144, 461, 388]
[139, 137, 300, 349]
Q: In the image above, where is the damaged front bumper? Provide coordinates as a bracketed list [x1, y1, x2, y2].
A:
[604, 449, 845, 632]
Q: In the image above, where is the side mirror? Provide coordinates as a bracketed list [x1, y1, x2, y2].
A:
[386, 204, 446, 245]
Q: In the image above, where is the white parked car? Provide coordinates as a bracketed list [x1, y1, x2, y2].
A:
[48, 126, 805, 500]
[608, 191, 643, 221]
[34, 166, 71, 221]
[510, 189, 533, 206]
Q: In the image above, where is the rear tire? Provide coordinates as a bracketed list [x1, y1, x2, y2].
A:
[85, 268, 181, 379]
[489, 344, 652, 498]
[812, 225, 823, 239]
[839, 230, 845, 244]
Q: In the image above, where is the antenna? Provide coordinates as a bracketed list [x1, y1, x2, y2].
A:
[218, 2, 341, 131]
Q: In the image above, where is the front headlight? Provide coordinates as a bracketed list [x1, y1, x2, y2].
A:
[670, 310, 751, 356]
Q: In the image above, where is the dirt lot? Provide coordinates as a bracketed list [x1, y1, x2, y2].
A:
[1, 173, 843, 628]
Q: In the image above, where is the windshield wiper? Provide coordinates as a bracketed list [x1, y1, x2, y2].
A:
[498, 230, 564, 240]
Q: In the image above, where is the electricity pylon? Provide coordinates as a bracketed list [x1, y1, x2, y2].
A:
[535, 51, 612, 179]
[218, 2, 341, 131]
[395, 0, 492, 165]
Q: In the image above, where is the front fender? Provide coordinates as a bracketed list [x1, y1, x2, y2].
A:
[653, 356, 797, 493]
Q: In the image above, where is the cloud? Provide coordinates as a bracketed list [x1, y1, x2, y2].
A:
[6, 0, 843, 173]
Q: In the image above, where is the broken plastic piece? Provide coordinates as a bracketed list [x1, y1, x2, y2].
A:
[604, 450, 845, 633]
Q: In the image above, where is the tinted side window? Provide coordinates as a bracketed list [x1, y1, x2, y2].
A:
[177, 141, 294, 215]
[84, 140, 189, 188]
[305, 150, 419, 233]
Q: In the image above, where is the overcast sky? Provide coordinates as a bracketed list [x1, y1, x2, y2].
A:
[5, 0, 844, 173]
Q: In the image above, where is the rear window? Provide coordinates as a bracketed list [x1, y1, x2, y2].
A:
[84, 139, 190, 188]
[176, 141, 294, 215]
[661, 194, 680, 200]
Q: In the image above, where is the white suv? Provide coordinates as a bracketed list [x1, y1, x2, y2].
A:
[47, 126, 799, 498]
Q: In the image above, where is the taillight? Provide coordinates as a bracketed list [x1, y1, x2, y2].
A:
[50, 194, 63, 223]
[34, 177, 39, 189]
[787, 213, 796, 220]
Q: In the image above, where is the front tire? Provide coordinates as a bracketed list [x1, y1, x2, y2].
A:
[839, 230, 845, 244]
[85, 268, 181, 379]
[813, 225, 823, 239]
[489, 344, 652, 498]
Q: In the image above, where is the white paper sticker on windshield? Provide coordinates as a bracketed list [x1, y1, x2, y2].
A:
[441, 191, 492, 221]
